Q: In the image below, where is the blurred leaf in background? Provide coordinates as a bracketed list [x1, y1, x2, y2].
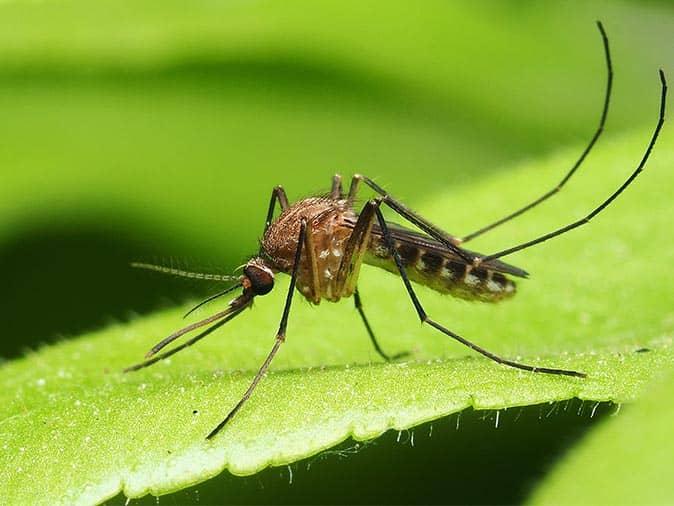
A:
[530, 370, 674, 505]
[2, 0, 672, 358]
[1, 0, 673, 504]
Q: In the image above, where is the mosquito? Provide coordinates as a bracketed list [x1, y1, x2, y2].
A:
[125, 23, 667, 440]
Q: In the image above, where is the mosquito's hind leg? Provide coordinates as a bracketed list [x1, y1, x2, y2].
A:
[372, 200, 586, 378]
[359, 70, 666, 270]
[354, 288, 409, 362]
[460, 21, 613, 243]
[480, 70, 666, 264]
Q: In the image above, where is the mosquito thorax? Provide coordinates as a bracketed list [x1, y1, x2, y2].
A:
[243, 260, 275, 295]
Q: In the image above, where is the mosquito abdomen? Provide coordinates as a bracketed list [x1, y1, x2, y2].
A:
[365, 237, 516, 302]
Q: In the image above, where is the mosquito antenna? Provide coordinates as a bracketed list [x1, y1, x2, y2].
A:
[461, 21, 613, 243]
[183, 282, 243, 319]
[481, 69, 667, 263]
[130, 262, 238, 282]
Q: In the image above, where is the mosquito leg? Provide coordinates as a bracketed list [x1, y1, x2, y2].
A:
[373, 202, 586, 378]
[481, 70, 667, 264]
[264, 185, 290, 234]
[354, 288, 409, 362]
[461, 21, 613, 243]
[336, 199, 377, 292]
[347, 174, 362, 204]
[207, 219, 308, 439]
[356, 175, 472, 264]
[303, 220, 321, 303]
[331, 174, 344, 199]
[336, 198, 409, 360]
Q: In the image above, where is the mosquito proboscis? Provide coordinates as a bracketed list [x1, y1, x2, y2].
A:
[125, 23, 667, 440]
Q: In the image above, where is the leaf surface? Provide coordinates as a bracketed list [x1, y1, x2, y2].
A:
[2, 128, 673, 504]
[528, 370, 674, 505]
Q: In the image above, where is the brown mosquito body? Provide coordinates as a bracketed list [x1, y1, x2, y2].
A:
[125, 22, 668, 440]
[261, 194, 521, 304]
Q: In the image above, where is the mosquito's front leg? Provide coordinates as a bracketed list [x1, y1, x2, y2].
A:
[263, 185, 290, 234]
[206, 219, 308, 439]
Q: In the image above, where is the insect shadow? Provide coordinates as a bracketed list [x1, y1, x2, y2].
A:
[125, 22, 668, 440]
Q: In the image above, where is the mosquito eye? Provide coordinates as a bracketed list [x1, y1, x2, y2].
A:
[244, 265, 274, 295]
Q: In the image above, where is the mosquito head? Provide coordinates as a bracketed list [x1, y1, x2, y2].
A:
[243, 258, 275, 296]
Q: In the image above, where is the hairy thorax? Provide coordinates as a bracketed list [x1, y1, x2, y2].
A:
[261, 197, 358, 304]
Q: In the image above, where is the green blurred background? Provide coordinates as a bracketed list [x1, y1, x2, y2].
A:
[1, 0, 672, 503]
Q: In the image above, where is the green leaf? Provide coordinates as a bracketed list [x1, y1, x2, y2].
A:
[2, 127, 673, 504]
[528, 370, 674, 505]
[2, 1, 673, 503]
[1, 0, 671, 256]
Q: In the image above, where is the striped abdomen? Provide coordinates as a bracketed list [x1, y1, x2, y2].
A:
[365, 235, 516, 302]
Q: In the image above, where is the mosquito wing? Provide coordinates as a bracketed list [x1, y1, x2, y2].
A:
[369, 221, 528, 278]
